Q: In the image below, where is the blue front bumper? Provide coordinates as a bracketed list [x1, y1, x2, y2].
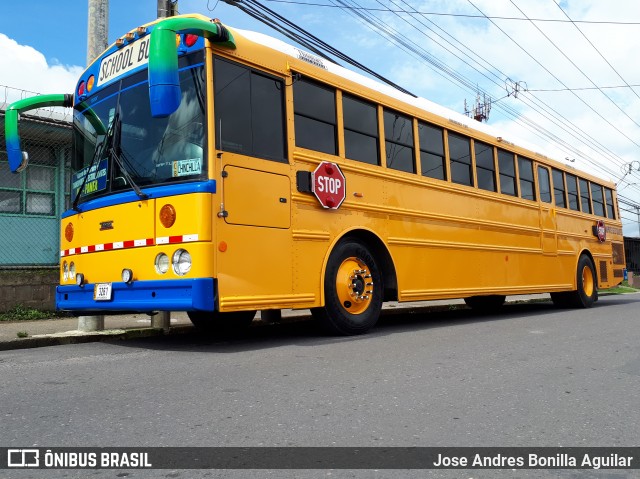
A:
[57, 278, 215, 312]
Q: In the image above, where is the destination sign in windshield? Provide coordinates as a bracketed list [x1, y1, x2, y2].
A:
[97, 37, 150, 87]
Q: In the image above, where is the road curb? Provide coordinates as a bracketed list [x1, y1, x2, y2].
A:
[0, 327, 167, 352]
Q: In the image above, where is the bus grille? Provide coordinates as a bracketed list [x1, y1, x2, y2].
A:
[599, 261, 608, 282]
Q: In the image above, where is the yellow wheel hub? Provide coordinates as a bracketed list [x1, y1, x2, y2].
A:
[582, 264, 594, 297]
[335, 256, 373, 315]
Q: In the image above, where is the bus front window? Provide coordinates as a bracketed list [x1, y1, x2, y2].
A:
[71, 54, 206, 205]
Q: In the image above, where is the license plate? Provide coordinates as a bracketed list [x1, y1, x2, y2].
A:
[94, 283, 113, 301]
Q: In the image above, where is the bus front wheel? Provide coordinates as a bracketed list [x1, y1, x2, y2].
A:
[188, 310, 256, 332]
[312, 241, 383, 335]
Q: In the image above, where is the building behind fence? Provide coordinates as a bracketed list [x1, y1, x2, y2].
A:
[1, 85, 72, 311]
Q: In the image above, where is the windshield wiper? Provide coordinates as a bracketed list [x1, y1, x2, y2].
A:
[108, 112, 148, 199]
[110, 148, 148, 200]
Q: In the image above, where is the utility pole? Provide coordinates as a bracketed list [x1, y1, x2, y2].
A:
[153, 0, 178, 332]
[78, 0, 109, 332]
[87, 0, 109, 65]
[157, 0, 178, 18]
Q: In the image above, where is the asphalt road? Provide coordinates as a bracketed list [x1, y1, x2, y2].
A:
[1, 295, 639, 479]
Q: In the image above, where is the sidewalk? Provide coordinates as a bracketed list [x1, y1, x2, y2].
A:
[0, 295, 552, 351]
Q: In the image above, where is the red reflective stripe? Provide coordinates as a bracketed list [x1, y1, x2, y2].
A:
[61, 236, 171, 257]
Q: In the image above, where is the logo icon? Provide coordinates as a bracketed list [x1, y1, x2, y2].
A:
[8, 449, 39, 468]
[99, 220, 114, 231]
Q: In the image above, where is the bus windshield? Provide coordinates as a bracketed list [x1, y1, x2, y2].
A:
[71, 53, 206, 205]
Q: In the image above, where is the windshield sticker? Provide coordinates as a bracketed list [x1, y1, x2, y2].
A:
[172, 158, 202, 177]
[72, 159, 109, 197]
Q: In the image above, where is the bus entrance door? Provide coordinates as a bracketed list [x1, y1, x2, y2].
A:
[215, 164, 294, 311]
[540, 204, 558, 255]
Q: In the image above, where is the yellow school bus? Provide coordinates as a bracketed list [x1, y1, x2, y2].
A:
[4, 14, 625, 335]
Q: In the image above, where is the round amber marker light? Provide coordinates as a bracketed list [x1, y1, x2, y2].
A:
[65, 222, 74, 242]
[87, 75, 95, 92]
[159, 204, 176, 228]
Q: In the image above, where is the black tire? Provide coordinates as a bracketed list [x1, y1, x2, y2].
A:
[188, 310, 256, 332]
[463, 295, 506, 311]
[311, 241, 383, 335]
[552, 255, 597, 309]
[550, 291, 573, 308]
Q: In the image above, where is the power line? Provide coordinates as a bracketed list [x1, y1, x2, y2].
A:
[225, 0, 640, 204]
[223, 0, 416, 95]
[262, 0, 640, 25]
[260, 0, 637, 187]
[371, 0, 637, 187]
[509, 0, 640, 132]
[527, 85, 640, 92]
[466, 0, 640, 152]
[552, 0, 640, 103]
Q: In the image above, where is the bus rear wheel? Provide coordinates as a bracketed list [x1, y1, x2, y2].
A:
[463, 295, 506, 311]
[188, 310, 256, 332]
[311, 241, 383, 335]
[551, 255, 597, 308]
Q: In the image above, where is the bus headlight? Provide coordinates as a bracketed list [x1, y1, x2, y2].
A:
[172, 249, 191, 276]
[69, 261, 76, 279]
[155, 253, 169, 274]
[63, 261, 69, 281]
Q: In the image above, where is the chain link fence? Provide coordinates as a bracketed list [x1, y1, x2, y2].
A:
[1, 85, 72, 268]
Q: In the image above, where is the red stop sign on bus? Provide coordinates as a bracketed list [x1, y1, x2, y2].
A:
[311, 161, 346, 209]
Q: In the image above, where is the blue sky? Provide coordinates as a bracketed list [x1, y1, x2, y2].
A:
[2, 1, 640, 233]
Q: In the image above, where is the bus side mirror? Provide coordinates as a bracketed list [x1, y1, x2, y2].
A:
[148, 17, 235, 118]
[4, 94, 72, 172]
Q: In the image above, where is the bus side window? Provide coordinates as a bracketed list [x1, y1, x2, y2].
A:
[497, 149, 517, 196]
[537, 166, 552, 203]
[214, 57, 287, 163]
[384, 109, 414, 173]
[604, 188, 616, 219]
[552, 168, 566, 208]
[293, 76, 337, 155]
[474, 140, 496, 192]
[343, 94, 380, 166]
[418, 122, 446, 180]
[448, 132, 473, 187]
[578, 178, 592, 214]
[591, 183, 605, 217]
[566, 173, 580, 211]
[518, 157, 536, 201]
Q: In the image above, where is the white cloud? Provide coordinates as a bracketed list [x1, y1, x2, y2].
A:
[0, 33, 83, 106]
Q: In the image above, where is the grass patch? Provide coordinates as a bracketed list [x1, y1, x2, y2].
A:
[0, 305, 66, 322]
[600, 280, 640, 295]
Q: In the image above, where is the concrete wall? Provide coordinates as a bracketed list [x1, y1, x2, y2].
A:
[0, 269, 57, 312]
